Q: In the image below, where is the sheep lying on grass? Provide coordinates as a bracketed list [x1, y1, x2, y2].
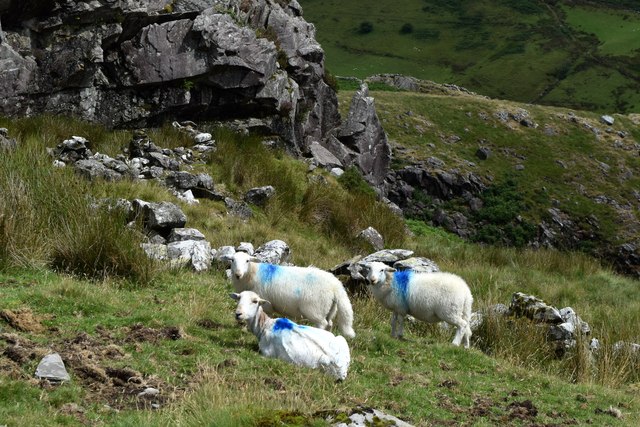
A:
[230, 291, 351, 380]
[364, 261, 473, 347]
[224, 251, 356, 338]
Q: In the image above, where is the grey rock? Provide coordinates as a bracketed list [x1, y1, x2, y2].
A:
[167, 228, 206, 243]
[601, 115, 615, 126]
[236, 242, 255, 255]
[143, 201, 187, 232]
[75, 159, 124, 181]
[330, 167, 344, 177]
[476, 147, 491, 160]
[357, 227, 384, 251]
[194, 132, 212, 144]
[214, 245, 236, 262]
[167, 240, 212, 271]
[141, 243, 168, 261]
[337, 83, 391, 189]
[362, 249, 414, 264]
[35, 353, 70, 382]
[255, 239, 290, 264]
[224, 197, 253, 220]
[509, 292, 563, 324]
[309, 141, 343, 168]
[392, 257, 440, 273]
[244, 186, 276, 207]
[0, 128, 17, 150]
[329, 407, 413, 427]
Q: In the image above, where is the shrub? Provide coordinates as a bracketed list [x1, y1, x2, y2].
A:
[357, 21, 373, 34]
[471, 178, 536, 247]
[337, 166, 376, 197]
[400, 23, 414, 34]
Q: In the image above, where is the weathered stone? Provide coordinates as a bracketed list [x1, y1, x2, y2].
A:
[224, 197, 253, 220]
[392, 257, 440, 273]
[255, 239, 290, 264]
[141, 243, 168, 261]
[476, 147, 491, 160]
[362, 249, 414, 264]
[35, 353, 70, 382]
[337, 83, 391, 189]
[309, 141, 343, 168]
[167, 240, 212, 271]
[236, 242, 255, 255]
[357, 226, 384, 251]
[509, 292, 563, 324]
[167, 228, 206, 243]
[244, 186, 276, 207]
[142, 201, 187, 232]
[601, 115, 615, 126]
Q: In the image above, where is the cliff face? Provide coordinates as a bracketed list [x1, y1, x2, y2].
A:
[0, 0, 340, 157]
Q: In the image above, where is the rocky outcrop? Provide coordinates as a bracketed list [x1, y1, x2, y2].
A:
[0, 0, 336, 156]
[0, 0, 392, 194]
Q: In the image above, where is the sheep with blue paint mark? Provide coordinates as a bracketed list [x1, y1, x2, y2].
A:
[224, 251, 356, 338]
[230, 291, 351, 380]
[364, 261, 473, 347]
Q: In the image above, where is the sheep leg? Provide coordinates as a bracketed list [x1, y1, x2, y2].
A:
[449, 316, 470, 347]
[391, 312, 404, 338]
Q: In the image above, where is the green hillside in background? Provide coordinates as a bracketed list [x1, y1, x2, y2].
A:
[300, 0, 640, 113]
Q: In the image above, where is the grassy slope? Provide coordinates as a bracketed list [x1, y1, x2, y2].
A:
[0, 114, 639, 425]
[300, 0, 640, 113]
[338, 88, 640, 250]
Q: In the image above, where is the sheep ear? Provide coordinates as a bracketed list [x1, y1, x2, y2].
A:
[229, 293, 241, 301]
[257, 298, 270, 306]
[249, 256, 260, 263]
[385, 266, 397, 273]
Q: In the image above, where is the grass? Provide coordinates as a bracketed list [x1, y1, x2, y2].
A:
[300, 0, 640, 113]
[1, 111, 640, 424]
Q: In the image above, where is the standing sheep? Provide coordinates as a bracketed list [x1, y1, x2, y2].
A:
[231, 291, 351, 380]
[364, 261, 473, 347]
[225, 251, 356, 339]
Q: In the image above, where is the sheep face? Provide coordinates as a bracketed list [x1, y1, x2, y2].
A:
[230, 291, 268, 324]
[229, 251, 258, 280]
[364, 261, 396, 286]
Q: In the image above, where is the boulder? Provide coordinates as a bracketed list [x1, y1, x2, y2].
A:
[167, 240, 212, 272]
[337, 83, 391, 189]
[356, 226, 384, 251]
[254, 240, 290, 264]
[393, 257, 440, 273]
[142, 202, 187, 232]
[167, 228, 206, 243]
[244, 186, 276, 207]
[508, 292, 563, 324]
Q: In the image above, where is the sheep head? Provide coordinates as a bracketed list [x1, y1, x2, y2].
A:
[230, 291, 269, 324]
[228, 251, 260, 280]
[363, 261, 396, 286]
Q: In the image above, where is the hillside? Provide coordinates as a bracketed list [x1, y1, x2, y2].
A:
[1, 113, 640, 426]
[337, 78, 640, 277]
[299, 0, 640, 113]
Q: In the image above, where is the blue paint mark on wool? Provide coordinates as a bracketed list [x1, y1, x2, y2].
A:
[393, 270, 412, 309]
[273, 318, 295, 332]
[258, 263, 280, 285]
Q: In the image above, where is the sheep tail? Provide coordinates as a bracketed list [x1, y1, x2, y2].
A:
[334, 285, 356, 339]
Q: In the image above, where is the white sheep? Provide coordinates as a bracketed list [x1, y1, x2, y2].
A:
[230, 291, 351, 380]
[364, 261, 473, 347]
[225, 251, 356, 339]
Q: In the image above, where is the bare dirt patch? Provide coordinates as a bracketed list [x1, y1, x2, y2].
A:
[0, 308, 45, 333]
[0, 324, 187, 411]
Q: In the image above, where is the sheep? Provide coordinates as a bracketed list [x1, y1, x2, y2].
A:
[230, 291, 351, 380]
[363, 261, 473, 347]
[224, 251, 356, 339]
